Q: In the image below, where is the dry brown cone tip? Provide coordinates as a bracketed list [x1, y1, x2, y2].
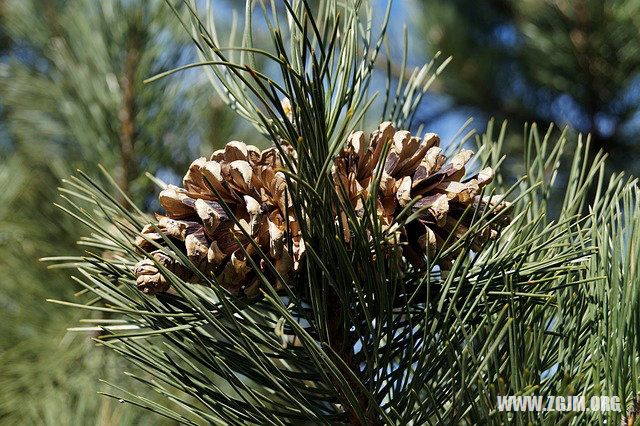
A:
[133, 122, 510, 296]
[623, 394, 640, 426]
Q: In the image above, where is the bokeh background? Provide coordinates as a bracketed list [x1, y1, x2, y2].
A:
[1, 0, 638, 423]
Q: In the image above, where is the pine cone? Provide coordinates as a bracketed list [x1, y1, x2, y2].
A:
[133, 123, 510, 296]
[134, 141, 304, 296]
[332, 122, 510, 269]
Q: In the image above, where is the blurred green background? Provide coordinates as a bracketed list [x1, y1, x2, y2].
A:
[0, 0, 638, 424]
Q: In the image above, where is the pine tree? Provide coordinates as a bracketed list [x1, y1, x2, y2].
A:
[44, 1, 640, 425]
[0, 0, 241, 423]
[414, 0, 640, 173]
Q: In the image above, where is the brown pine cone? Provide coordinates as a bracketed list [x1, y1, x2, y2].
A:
[133, 123, 510, 296]
[134, 141, 304, 296]
[332, 122, 510, 269]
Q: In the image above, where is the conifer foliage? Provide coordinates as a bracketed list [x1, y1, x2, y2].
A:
[51, 1, 640, 425]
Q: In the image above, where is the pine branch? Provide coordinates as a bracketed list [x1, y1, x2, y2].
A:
[38, 1, 640, 425]
[117, 18, 143, 206]
[49, 114, 638, 424]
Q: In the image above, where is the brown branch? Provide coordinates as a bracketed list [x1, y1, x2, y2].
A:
[117, 25, 142, 207]
[572, 0, 604, 152]
[42, 0, 64, 40]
